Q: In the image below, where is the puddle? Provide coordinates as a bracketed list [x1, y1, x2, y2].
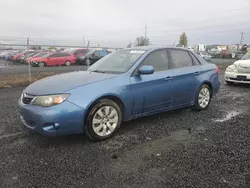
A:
[214, 111, 241, 122]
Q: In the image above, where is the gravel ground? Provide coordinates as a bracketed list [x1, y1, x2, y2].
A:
[0, 71, 249, 188]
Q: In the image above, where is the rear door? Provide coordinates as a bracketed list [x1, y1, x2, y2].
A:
[168, 49, 201, 107]
[130, 49, 174, 114]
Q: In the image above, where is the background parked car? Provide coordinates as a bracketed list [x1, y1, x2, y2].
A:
[77, 49, 110, 65]
[197, 52, 211, 61]
[225, 51, 250, 85]
[12, 52, 23, 62]
[72, 48, 89, 58]
[30, 52, 75, 67]
[26, 52, 51, 64]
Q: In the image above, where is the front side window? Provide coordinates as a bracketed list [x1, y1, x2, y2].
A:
[169, 50, 193, 69]
[88, 49, 146, 74]
[140, 50, 169, 72]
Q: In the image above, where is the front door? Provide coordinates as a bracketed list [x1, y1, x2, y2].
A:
[130, 49, 174, 115]
[47, 53, 60, 66]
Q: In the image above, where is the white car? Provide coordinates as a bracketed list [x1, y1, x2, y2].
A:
[197, 52, 211, 61]
[225, 52, 250, 84]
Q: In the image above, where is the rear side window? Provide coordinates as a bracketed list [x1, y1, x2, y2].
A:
[49, 53, 59, 58]
[169, 50, 193, 69]
[140, 50, 168, 72]
[189, 52, 201, 65]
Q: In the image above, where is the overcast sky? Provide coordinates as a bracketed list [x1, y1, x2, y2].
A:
[0, 0, 249, 47]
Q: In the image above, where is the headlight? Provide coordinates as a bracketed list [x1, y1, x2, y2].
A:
[32, 94, 70, 107]
[226, 65, 237, 73]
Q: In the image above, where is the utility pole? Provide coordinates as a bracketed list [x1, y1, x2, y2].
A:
[86, 40, 90, 69]
[239, 32, 244, 51]
[27, 37, 31, 83]
[144, 24, 147, 46]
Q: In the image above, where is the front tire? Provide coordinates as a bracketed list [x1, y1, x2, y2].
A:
[65, 60, 71, 66]
[193, 84, 211, 110]
[85, 99, 122, 141]
[38, 62, 45, 67]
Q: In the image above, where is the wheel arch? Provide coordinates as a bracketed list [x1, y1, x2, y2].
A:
[84, 94, 125, 123]
[200, 81, 213, 97]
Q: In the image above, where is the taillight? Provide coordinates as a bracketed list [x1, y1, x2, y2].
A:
[216, 66, 220, 74]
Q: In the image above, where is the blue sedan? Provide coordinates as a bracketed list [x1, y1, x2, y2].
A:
[18, 47, 220, 141]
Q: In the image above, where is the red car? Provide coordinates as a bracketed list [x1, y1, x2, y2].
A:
[12, 53, 23, 62]
[72, 48, 89, 57]
[30, 52, 76, 67]
[26, 52, 50, 64]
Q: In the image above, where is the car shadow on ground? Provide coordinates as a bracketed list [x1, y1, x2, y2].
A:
[29, 107, 193, 147]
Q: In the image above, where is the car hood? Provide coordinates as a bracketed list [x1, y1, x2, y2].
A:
[24, 71, 117, 95]
[234, 60, 250, 67]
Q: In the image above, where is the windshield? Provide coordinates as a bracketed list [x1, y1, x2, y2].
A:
[26, 53, 36, 57]
[241, 52, 250, 60]
[88, 49, 146, 73]
[33, 52, 48, 57]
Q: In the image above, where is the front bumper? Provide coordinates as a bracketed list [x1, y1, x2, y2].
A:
[18, 99, 86, 136]
[225, 72, 250, 84]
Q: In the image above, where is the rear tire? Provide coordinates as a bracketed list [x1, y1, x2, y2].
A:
[193, 84, 211, 111]
[226, 81, 234, 85]
[84, 99, 122, 141]
[38, 62, 45, 67]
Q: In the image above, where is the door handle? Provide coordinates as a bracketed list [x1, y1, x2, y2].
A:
[164, 76, 172, 81]
[194, 71, 200, 75]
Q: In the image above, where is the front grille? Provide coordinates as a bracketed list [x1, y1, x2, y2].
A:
[22, 93, 35, 104]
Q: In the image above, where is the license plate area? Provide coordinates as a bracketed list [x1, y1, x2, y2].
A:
[237, 75, 247, 80]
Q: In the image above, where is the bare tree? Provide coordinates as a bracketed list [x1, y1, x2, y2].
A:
[134, 36, 150, 46]
[127, 41, 132, 48]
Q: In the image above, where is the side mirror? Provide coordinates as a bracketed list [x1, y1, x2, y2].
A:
[138, 65, 154, 75]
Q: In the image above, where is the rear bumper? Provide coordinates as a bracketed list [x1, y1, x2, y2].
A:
[18, 99, 86, 136]
[225, 72, 250, 84]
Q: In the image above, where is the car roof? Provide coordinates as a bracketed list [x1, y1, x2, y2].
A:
[125, 46, 191, 51]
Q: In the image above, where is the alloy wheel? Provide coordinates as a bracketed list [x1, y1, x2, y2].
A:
[198, 87, 210, 108]
[65, 61, 71, 66]
[92, 106, 119, 137]
[38, 62, 45, 67]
